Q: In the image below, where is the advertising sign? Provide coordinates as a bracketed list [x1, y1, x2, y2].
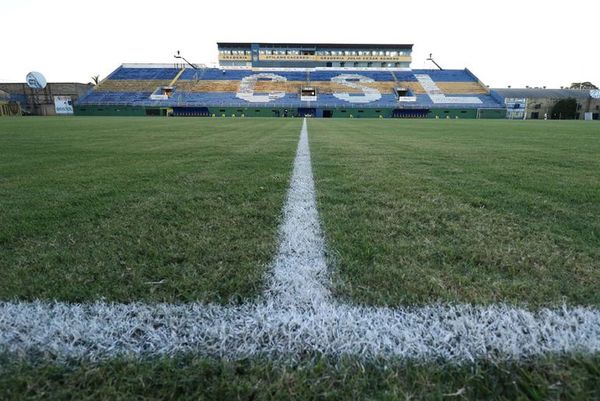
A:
[54, 96, 74, 114]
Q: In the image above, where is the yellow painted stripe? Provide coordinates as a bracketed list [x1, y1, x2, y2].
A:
[169, 68, 186, 86]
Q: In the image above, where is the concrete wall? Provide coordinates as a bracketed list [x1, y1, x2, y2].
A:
[74, 105, 503, 119]
[0, 83, 93, 116]
[75, 105, 146, 116]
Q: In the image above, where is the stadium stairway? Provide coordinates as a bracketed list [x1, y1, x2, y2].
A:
[169, 67, 187, 86]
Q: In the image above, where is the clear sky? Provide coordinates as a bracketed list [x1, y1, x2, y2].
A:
[2, 0, 598, 88]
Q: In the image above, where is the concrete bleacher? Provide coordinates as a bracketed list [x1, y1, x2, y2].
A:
[109, 67, 180, 80]
[95, 80, 172, 92]
[79, 66, 503, 110]
[308, 70, 395, 82]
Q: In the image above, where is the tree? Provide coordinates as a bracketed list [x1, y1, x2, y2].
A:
[91, 75, 100, 85]
[569, 82, 598, 90]
[551, 98, 577, 120]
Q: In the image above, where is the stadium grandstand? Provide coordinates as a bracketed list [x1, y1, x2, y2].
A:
[75, 42, 506, 118]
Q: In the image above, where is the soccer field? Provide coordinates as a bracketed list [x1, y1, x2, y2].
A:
[0, 117, 300, 302]
[1, 117, 599, 400]
[310, 119, 600, 307]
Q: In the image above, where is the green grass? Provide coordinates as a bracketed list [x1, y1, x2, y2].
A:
[310, 119, 600, 308]
[1, 117, 600, 400]
[0, 117, 300, 303]
[2, 354, 599, 401]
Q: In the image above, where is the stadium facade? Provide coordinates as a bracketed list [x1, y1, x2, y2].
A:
[217, 42, 413, 68]
[74, 42, 505, 118]
[0, 83, 91, 116]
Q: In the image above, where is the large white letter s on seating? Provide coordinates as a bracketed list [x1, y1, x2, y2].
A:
[331, 74, 381, 104]
[236, 73, 287, 103]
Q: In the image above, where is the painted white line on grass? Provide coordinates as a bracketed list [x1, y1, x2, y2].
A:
[2, 302, 600, 362]
[1, 118, 600, 363]
[266, 118, 329, 307]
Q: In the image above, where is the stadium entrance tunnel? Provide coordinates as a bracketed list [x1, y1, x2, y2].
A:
[297, 108, 316, 117]
[392, 109, 429, 118]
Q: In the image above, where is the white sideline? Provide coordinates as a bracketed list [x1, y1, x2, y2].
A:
[1, 119, 600, 363]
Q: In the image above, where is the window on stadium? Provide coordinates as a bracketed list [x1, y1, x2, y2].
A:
[301, 88, 316, 97]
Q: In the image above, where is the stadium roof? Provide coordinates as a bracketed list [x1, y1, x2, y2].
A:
[218, 42, 413, 49]
[492, 88, 592, 99]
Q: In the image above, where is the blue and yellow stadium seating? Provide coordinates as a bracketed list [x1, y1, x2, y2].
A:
[76, 65, 504, 117]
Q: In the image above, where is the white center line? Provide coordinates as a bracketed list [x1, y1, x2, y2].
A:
[266, 118, 329, 307]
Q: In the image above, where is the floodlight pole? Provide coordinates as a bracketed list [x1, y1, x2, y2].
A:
[426, 53, 443, 70]
[174, 51, 199, 70]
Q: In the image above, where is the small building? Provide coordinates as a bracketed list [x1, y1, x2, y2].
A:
[492, 88, 600, 120]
